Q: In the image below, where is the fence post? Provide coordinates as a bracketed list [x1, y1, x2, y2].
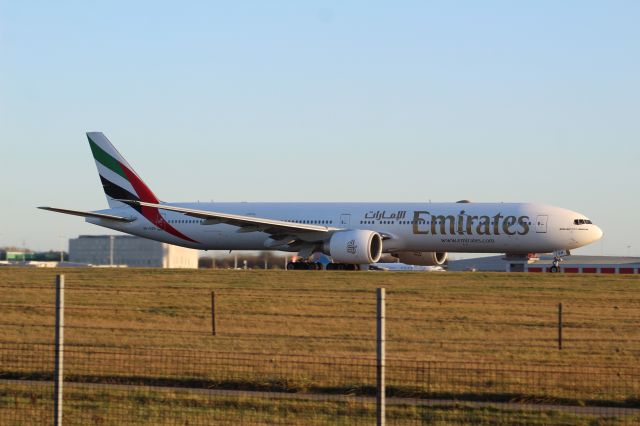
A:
[54, 274, 65, 426]
[211, 291, 216, 336]
[558, 302, 563, 350]
[376, 288, 386, 426]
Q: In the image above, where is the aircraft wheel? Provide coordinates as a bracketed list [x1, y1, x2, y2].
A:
[298, 262, 310, 270]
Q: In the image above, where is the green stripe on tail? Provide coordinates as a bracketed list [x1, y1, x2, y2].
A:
[87, 135, 128, 180]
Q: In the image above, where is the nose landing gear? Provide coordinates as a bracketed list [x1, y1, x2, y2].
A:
[550, 254, 565, 273]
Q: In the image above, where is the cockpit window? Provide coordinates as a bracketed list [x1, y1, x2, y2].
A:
[574, 219, 593, 225]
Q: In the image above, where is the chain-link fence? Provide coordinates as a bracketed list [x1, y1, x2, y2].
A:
[2, 271, 640, 424]
[2, 342, 639, 425]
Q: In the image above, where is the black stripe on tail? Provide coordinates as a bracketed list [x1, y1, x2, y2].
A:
[100, 176, 142, 214]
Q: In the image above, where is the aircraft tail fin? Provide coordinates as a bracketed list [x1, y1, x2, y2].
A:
[86, 132, 160, 208]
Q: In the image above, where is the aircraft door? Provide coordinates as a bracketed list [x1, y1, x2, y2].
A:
[536, 215, 548, 233]
[340, 214, 351, 227]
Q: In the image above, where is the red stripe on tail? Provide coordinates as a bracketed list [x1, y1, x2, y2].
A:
[119, 161, 198, 244]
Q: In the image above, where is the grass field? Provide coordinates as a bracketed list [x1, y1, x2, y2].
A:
[3, 382, 634, 426]
[1, 268, 640, 424]
[1, 268, 639, 365]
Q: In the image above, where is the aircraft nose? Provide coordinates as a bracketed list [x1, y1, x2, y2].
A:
[593, 226, 603, 242]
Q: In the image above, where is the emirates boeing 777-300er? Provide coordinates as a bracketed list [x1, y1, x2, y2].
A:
[40, 132, 603, 270]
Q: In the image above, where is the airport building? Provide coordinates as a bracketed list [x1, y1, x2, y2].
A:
[449, 255, 640, 274]
[69, 235, 198, 268]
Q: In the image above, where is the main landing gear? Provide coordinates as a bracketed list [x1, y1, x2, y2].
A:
[286, 261, 361, 271]
[326, 263, 360, 271]
[286, 261, 323, 270]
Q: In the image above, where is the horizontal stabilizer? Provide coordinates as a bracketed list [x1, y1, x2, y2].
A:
[38, 207, 135, 222]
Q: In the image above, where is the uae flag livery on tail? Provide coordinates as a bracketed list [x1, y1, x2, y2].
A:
[86, 132, 197, 243]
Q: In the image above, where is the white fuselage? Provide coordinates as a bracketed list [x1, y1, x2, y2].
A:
[88, 202, 603, 255]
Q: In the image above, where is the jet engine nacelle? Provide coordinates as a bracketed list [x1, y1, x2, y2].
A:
[325, 230, 383, 264]
[393, 251, 448, 266]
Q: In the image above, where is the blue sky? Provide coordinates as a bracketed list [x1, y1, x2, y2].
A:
[1, 1, 638, 256]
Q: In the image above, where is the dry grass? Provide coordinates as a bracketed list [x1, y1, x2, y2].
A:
[6, 385, 621, 426]
[2, 268, 640, 423]
[1, 268, 639, 366]
[3, 380, 637, 426]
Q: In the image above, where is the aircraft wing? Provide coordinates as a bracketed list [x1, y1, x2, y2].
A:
[38, 207, 136, 222]
[119, 201, 336, 240]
